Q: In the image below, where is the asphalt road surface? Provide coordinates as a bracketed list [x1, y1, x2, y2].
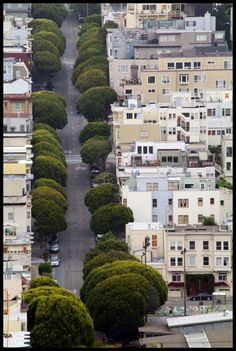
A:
[51, 9, 95, 293]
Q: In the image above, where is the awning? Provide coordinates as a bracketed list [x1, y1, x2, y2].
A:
[214, 282, 229, 287]
[168, 282, 184, 288]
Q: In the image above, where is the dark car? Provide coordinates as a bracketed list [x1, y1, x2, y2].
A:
[48, 234, 59, 245]
[189, 293, 212, 301]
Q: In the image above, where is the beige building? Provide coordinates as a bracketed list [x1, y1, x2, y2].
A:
[126, 223, 232, 297]
[110, 53, 232, 102]
[221, 134, 232, 183]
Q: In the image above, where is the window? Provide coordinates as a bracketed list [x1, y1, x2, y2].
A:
[185, 184, 194, 189]
[123, 198, 127, 206]
[194, 75, 202, 82]
[198, 198, 203, 206]
[210, 198, 214, 205]
[152, 235, 157, 247]
[160, 35, 175, 42]
[143, 4, 156, 11]
[152, 215, 157, 222]
[224, 61, 232, 69]
[170, 257, 175, 266]
[178, 215, 189, 224]
[177, 241, 182, 250]
[27, 226, 31, 232]
[118, 65, 128, 73]
[8, 213, 14, 221]
[194, 62, 201, 69]
[186, 20, 196, 26]
[203, 241, 209, 250]
[172, 273, 181, 282]
[149, 146, 153, 154]
[162, 156, 166, 162]
[170, 241, 175, 250]
[153, 182, 158, 190]
[126, 113, 132, 119]
[168, 181, 179, 190]
[216, 80, 226, 88]
[196, 34, 207, 41]
[176, 62, 183, 69]
[220, 200, 224, 206]
[222, 108, 231, 116]
[12, 102, 24, 112]
[125, 89, 132, 95]
[178, 199, 189, 208]
[146, 182, 152, 191]
[173, 156, 178, 162]
[140, 131, 149, 138]
[179, 75, 189, 84]
[162, 88, 170, 95]
[210, 214, 215, 221]
[162, 75, 169, 83]
[223, 242, 229, 250]
[198, 214, 203, 223]
[226, 147, 232, 157]
[218, 273, 227, 281]
[189, 241, 195, 250]
[152, 199, 157, 207]
[148, 88, 155, 93]
[148, 76, 155, 83]
[226, 162, 231, 171]
[203, 257, 209, 266]
[177, 257, 183, 266]
[27, 211, 31, 219]
[189, 256, 195, 266]
[223, 257, 229, 266]
[184, 62, 191, 69]
[143, 146, 148, 154]
[207, 109, 216, 117]
[4, 125, 7, 132]
[167, 62, 175, 70]
[137, 146, 142, 154]
[216, 241, 222, 250]
[168, 198, 172, 205]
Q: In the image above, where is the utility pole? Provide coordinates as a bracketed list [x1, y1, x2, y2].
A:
[181, 248, 187, 316]
[143, 236, 150, 323]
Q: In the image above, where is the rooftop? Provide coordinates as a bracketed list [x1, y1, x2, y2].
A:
[167, 311, 233, 328]
[127, 222, 164, 230]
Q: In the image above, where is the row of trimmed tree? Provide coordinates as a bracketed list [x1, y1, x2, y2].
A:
[80, 232, 168, 342]
[32, 120, 68, 238]
[72, 14, 117, 121]
[30, 6, 67, 88]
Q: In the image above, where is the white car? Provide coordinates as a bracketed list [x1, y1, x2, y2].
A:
[50, 255, 60, 267]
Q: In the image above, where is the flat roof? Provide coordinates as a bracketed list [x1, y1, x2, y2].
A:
[167, 311, 232, 328]
[127, 222, 164, 230]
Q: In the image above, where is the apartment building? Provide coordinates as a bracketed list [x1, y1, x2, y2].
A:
[3, 3, 32, 19]
[101, 3, 126, 26]
[126, 223, 232, 297]
[221, 134, 233, 183]
[120, 53, 232, 104]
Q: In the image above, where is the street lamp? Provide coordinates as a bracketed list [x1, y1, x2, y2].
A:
[181, 248, 187, 316]
[143, 236, 150, 267]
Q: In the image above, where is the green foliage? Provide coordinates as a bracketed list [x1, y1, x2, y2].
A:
[81, 260, 168, 308]
[77, 86, 117, 121]
[32, 133, 61, 148]
[79, 22, 100, 36]
[83, 250, 139, 280]
[31, 3, 67, 28]
[77, 28, 100, 47]
[34, 123, 61, 141]
[32, 186, 68, 212]
[79, 121, 110, 144]
[33, 155, 67, 186]
[103, 20, 118, 29]
[33, 51, 61, 74]
[84, 14, 102, 25]
[72, 3, 101, 17]
[73, 63, 108, 86]
[29, 276, 59, 290]
[33, 30, 65, 55]
[76, 48, 105, 65]
[75, 69, 108, 93]
[83, 235, 129, 267]
[79, 38, 105, 54]
[203, 216, 216, 225]
[32, 90, 67, 108]
[72, 56, 108, 83]
[216, 177, 233, 189]
[33, 142, 65, 161]
[33, 149, 67, 167]
[86, 273, 148, 341]
[94, 172, 117, 185]
[32, 39, 60, 58]
[33, 178, 67, 199]
[30, 18, 64, 40]
[90, 203, 133, 235]
[84, 183, 119, 213]
[32, 197, 66, 235]
[212, 3, 232, 49]
[28, 293, 95, 348]
[32, 94, 67, 129]
[81, 136, 112, 169]
[38, 262, 52, 275]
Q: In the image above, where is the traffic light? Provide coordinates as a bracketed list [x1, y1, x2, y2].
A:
[145, 236, 150, 248]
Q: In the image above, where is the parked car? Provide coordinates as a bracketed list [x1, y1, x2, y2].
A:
[48, 234, 59, 245]
[49, 241, 60, 253]
[189, 293, 212, 301]
[90, 169, 101, 179]
[50, 254, 60, 267]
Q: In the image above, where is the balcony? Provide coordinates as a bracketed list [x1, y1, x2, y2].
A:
[188, 160, 215, 168]
[120, 78, 141, 86]
[3, 195, 27, 205]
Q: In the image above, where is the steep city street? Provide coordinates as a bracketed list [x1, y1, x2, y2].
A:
[51, 9, 95, 293]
